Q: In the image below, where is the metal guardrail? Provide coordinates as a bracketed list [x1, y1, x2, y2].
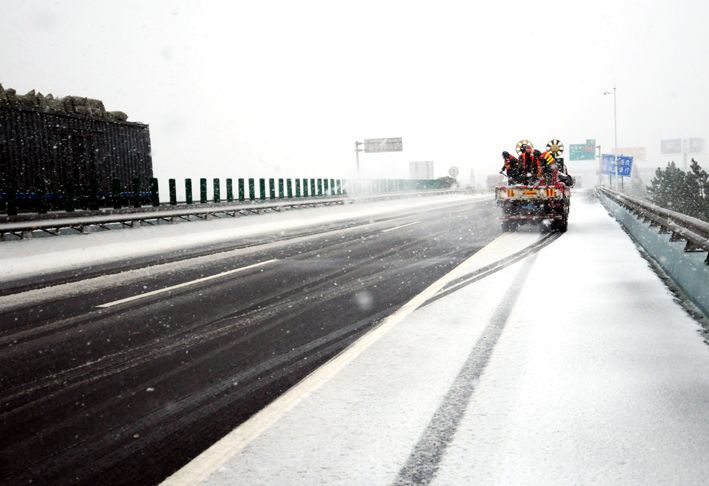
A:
[598, 186, 709, 264]
[0, 190, 465, 241]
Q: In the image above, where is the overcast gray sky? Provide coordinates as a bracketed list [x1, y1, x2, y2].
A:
[2, 0, 708, 183]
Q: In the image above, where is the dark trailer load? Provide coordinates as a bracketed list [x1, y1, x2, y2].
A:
[0, 84, 152, 213]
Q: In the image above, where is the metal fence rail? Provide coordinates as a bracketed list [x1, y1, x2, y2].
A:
[598, 186, 709, 263]
[0, 189, 464, 241]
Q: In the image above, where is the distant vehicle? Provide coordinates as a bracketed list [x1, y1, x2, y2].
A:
[495, 139, 573, 233]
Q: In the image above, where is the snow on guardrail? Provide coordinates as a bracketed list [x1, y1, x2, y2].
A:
[598, 187, 709, 318]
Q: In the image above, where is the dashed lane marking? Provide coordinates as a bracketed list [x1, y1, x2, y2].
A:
[381, 221, 421, 233]
[96, 259, 278, 309]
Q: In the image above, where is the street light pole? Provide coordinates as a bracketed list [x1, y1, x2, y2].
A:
[604, 87, 620, 189]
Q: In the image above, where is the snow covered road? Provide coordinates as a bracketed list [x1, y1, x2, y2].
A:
[0, 194, 501, 485]
[166, 195, 709, 486]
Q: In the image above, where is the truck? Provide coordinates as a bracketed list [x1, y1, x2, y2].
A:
[495, 139, 573, 233]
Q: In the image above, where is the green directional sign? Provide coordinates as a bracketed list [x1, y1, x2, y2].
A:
[569, 139, 596, 160]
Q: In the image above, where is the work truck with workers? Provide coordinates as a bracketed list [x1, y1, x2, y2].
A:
[496, 139, 574, 233]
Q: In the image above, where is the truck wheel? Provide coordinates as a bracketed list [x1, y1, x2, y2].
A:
[557, 218, 568, 233]
[501, 221, 517, 232]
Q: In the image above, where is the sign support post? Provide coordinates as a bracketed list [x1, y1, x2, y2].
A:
[354, 141, 363, 178]
[354, 137, 403, 179]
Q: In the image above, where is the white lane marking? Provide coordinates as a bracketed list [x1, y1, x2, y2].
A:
[96, 259, 277, 309]
[161, 233, 518, 486]
[381, 221, 420, 233]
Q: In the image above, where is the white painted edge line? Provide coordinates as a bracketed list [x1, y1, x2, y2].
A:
[381, 221, 421, 233]
[160, 233, 514, 486]
[96, 259, 277, 309]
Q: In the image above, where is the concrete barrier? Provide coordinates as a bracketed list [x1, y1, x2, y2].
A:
[599, 191, 709, 317]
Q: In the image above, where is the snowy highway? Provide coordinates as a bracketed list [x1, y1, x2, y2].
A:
[1, 193, 709, 485]
[166, 194, 709, 486]
[0, 195, 498, 485]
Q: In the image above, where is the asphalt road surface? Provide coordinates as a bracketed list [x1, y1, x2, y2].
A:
[0, 198, 500, 485]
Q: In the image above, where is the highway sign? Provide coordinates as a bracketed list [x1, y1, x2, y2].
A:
[448, 166, 459, 177]
[364, 137, 403, 153]
[616, 155, 633, 177]
[601, 154, 633, 176]
[661, 138, 705, 155]
[569, 139, 596, 160]
[601, 154, 616, 175]
[661, 139, 682, 154]
[689, 138, 705, 153]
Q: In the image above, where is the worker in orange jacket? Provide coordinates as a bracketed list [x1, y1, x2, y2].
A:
[501, 151, 520, 184]
[519, 146, 541, 185]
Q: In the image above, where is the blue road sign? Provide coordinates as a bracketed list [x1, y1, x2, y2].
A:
[601, 154, 616, 175]
[616, 155, 633, 177]
[601, 154, 634, 176]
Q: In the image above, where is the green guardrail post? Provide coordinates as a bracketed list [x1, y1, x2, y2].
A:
[317, 178, 323, 196]
[278, 178, 284, 198]
[226, 178, 233, 202]
[185, 179, 193, 204]
[286, 179, 293, 198]
[64, 180, 75, 212]
[238, 178, 245, 201]
[295, 179, 301, 197]
[131, 177, 141, 208]
[269, 178, 276, 200]
[213, 178, 221, 203]
[150, 177, 160, 207]
[249, 178, 255, 200]
[169, 179, 177, 205]
[310, 178, 316, 197]
[259, 178, 266, 200]
[335, 179, 341, 195]
[323, 178, 329, 196]
[200, 178, 207, 204]
[112, 178, 122, 209]
[329, 179, 335, 195]
[302, 178, 308, 197]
